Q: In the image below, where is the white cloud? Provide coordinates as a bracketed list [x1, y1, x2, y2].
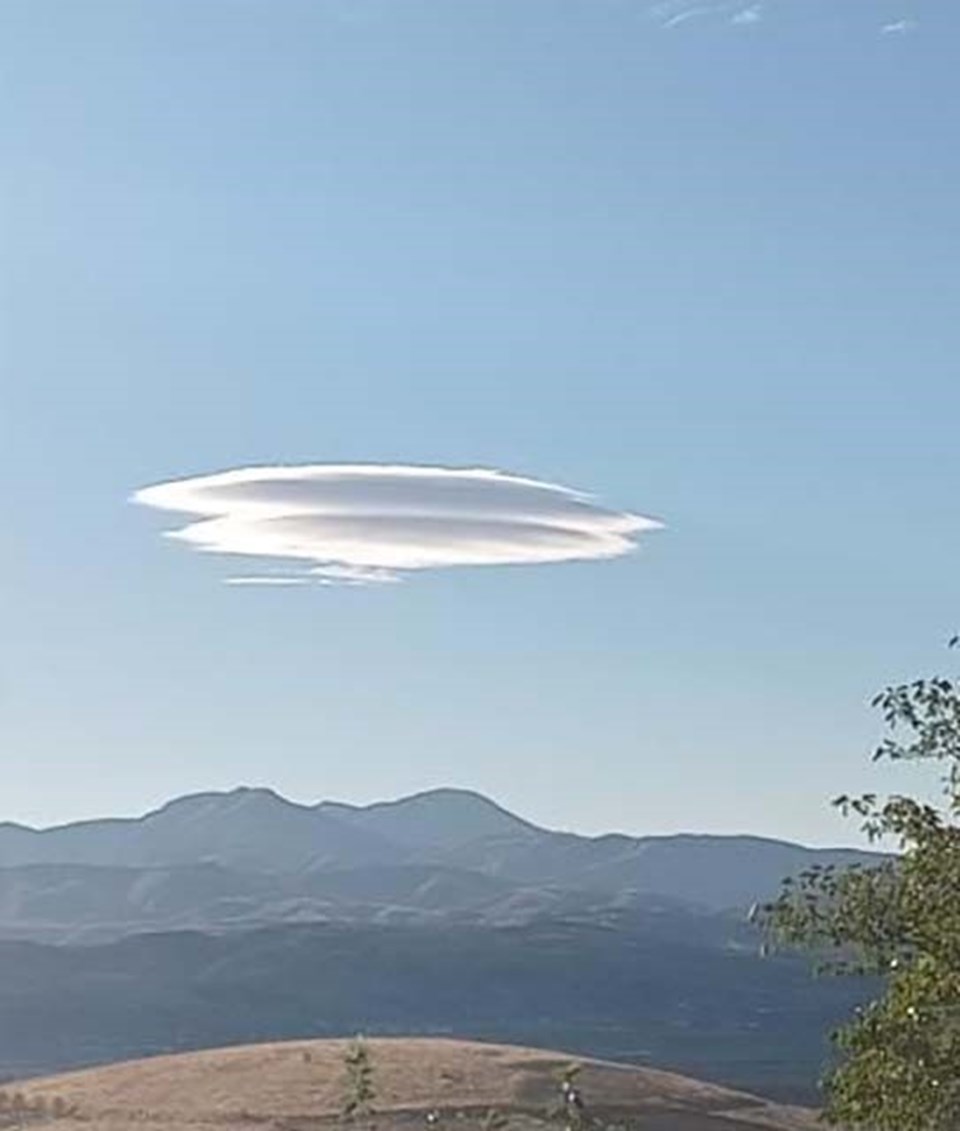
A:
[656, 5, 717, 28]
[133, 464, 662, 586]
[649, 0, 743, 27]
[224, 576, 309, 587]
[881, 19, 918, 35]
[649, 1, 922, 34]
[731, 6, 763, 25]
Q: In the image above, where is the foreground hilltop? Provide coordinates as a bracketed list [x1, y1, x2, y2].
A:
[7, 1037, 818, 1131]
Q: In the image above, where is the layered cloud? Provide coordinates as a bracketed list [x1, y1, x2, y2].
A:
[133, 464, 662, 586]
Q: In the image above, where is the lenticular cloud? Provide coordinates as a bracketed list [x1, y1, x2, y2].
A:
[132, 464, 662, 585]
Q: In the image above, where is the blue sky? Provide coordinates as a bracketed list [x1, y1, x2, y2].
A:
[3, 0, 957, 844]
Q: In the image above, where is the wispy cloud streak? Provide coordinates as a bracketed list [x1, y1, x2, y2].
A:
[649, 0, 754, 27]
[650, 1, 921, 34]
[881, 19, 918, 35]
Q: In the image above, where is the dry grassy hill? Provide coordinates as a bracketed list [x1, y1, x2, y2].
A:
[2, 1037, 819, 1131]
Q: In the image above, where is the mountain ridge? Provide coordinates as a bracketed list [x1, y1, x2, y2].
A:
[0, 785, 883, 942]
[0, 785, 858, 850]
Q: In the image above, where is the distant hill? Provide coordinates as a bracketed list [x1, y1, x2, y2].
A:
[0, 917, 871, 1101]
[0, 787, 882, 940]
[8, 1037, 819, 1130]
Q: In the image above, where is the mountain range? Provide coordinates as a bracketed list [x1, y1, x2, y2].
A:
[0, 787, 885, 1101]
[0, 786, 880, 942]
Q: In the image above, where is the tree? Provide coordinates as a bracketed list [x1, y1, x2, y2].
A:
[762, 652, 960, 1130]
[342, 1036, 377, 1127]
[550, 1063, 587, 1131]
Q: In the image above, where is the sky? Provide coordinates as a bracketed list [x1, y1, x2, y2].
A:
[2, 0, 958, 845]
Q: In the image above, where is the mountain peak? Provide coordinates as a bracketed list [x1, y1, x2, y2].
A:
[316, 787, 540, 850]
[371, 786, 529, 816]
[149, 786, 304, 823]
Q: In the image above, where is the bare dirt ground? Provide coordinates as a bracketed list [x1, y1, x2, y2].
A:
[1, 1037, 820, 1131]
